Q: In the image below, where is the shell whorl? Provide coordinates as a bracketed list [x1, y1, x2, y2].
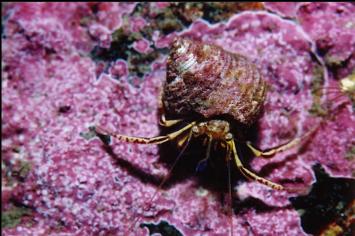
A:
[163, 37, 267, 126]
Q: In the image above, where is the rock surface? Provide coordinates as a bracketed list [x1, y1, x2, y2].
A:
[2, 2, 354, 235]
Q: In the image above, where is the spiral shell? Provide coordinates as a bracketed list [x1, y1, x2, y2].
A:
[163, 37, 267, 126]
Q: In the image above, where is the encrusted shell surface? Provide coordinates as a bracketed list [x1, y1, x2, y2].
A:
[163, 37, 267, 125]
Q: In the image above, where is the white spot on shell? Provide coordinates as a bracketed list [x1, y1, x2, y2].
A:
[171, 75, 183, 85]
[195, 187, 209, 197]
[176, 43, 188, 55]
[202, 45, 211, 52]
[178, 53, 196, 72]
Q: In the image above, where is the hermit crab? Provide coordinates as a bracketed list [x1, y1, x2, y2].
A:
[95, 37, 311, 234]
[97, 37, 303, 190]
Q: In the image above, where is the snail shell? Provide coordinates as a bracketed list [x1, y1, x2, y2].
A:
[163, 37, 267, 126]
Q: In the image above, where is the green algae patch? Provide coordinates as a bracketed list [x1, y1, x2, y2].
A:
[345, 145, 355, 161]
[309, 65, 328, 117]
[1, 206, 32, 228]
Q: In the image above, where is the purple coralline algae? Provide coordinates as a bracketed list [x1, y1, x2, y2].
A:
[2, 2, 354, 236]
[296, 2, 355, 79]
[264, 2, 301, 19]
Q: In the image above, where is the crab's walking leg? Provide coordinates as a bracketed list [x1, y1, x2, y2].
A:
[245, 137, 301, 158]
[158, 89, 182, 127]
[159, 114, 183, 127]
[96, 122, 195, 145]
[227, 139, 284, 190]
[246, 122, 321, 158]
[176, 130, 190, 148]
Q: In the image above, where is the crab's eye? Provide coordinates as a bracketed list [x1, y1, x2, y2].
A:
[192, 126, 199, 134]
[225, 133, 233, 141]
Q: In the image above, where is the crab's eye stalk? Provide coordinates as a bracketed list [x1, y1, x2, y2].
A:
[225, 133, 233, 141]
[192, 125, 199, 135]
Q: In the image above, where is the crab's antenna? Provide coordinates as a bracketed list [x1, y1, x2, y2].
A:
[226, 145, 234, 236]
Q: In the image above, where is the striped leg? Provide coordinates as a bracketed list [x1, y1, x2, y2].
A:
[246, 137, 300, 158]
[159, 114, 183, 127]
[246, 123, 321, 159]
[227, 139, 284, 190]
[95, 122, 195, 145]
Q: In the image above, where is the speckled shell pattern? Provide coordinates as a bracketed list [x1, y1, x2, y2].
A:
[163, 37, 267, 126]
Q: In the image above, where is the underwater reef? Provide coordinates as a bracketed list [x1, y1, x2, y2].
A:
[2, 2, 354, 235]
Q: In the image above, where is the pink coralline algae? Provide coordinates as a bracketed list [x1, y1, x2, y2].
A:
[297, 2, 355, 79]
[264, 2, 301, 19]
[130, 17, 147, 33]
[2, 2, 354, 236]
[109, 60, 129, 80]
[132, 38, 152, 54]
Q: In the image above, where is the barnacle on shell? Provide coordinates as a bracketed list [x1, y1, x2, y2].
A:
[163, 37, 267, 126]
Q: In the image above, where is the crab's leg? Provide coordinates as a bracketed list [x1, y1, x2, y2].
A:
[246, 123, 321, 158]
[95, 122, 195, 145]
[158, 89, 182, 127]
[227, 138, 284, 190]
[159, 113, 183, 127]
[245, 137, 301, 158]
